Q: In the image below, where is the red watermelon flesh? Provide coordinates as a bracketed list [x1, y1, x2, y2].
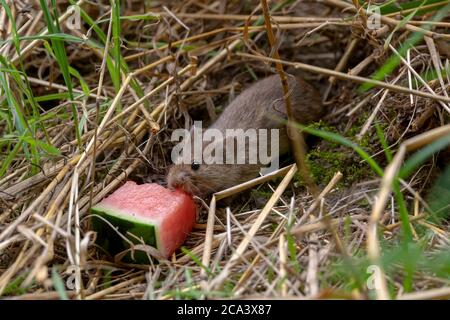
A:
[91, 181, 196, 260]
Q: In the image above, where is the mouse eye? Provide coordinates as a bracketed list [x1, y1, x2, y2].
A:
[191, 161, 200, 171]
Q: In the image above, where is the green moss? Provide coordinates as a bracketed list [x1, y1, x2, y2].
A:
[300, 117, 380, 187]
[305, 148, 371, 187]
[2, 274, 32, 296]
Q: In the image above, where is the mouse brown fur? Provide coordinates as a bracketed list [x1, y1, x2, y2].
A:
[166, 73, 324, 197]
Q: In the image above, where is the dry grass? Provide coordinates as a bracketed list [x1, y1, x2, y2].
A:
[0, 0, 449, 300]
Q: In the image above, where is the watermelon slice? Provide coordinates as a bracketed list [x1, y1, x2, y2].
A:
[91, 181, 196, 262]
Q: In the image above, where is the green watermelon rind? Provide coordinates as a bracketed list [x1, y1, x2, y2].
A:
[90, 204, 163, 263]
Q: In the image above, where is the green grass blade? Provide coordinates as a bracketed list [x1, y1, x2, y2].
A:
[383, 6, 422, 50]
[360, 3, 450, 92]
[111, 0, 122, 94]
[181, 247, 213, 276]
[375, 123, 393, 162]
[51, 268, 69, 300]
[97, 13, 160, 23]
[70, 0, 147, 108]
[0, 141, 21, 177]
[373, 0, 448, 15]
[39, 0, 81, 147]
[0, 33, 84, 45]
[399, 133, 450, 179]
[426, 164, 450, 223]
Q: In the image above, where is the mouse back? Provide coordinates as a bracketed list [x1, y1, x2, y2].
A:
[209, 73, 323, 132]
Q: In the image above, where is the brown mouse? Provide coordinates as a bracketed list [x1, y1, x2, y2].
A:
[166, 73, 324, 197]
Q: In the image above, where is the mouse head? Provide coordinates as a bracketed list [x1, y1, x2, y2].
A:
[166, 125, 227, 196]
[166, 127, 252, 197]
[166, 123, 272, 197]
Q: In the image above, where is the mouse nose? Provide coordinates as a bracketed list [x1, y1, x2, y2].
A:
[179, 171, 190, 181]
[168, 170, 188, 188]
